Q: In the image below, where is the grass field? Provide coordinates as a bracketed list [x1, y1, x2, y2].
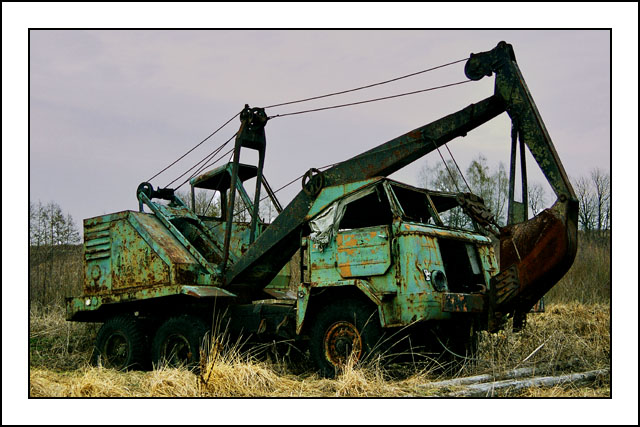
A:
[29, 302, 610, 398]
[28, 234, 611, 398]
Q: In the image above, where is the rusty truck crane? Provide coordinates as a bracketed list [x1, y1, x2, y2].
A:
[67, 42, 578, 376]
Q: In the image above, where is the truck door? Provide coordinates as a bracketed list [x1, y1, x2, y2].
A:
[336, 226, 391, 277]
[333, 185, 393, 278]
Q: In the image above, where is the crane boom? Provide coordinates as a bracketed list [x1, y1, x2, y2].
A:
[225, 95, 506, 289]
[225, 42, 578, 314]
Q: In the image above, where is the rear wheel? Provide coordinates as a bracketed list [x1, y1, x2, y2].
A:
[151, 315, 209, 369]
[92, 315, 147, 370]
[309, 299, 382, 378]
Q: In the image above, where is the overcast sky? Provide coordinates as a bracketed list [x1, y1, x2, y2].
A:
[29, 29, 612, 227]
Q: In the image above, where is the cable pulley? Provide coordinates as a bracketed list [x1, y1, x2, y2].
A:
[302, 168, 325, 197]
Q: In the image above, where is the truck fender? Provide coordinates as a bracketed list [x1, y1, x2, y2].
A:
[295, 279, 385, 335]
[296, 283, 311, 335]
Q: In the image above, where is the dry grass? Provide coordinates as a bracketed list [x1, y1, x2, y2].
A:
[29, 302, 610, 397]
[29, 232, 611, 397]
[468, 303, 611, 377]
[518, 382, 611, 397]
[28, 228, 611, 398]
[30, 366, 199, 397]
[29, 306, 99, 371]
[545, 235, 611, 305]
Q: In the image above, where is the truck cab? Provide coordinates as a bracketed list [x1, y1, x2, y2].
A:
[297, 178, 498, 334]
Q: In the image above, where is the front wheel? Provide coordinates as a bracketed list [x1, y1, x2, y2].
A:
[309, 299, 382, 378]
[151, 315, 209, 369]
[434, 318, 480, 372]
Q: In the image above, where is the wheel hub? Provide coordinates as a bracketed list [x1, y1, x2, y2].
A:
[323, 321, 363, 367]
[104, 332, 128, 369]
[162, 334, 193, 367]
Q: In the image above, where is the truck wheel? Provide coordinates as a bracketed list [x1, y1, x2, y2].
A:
[92, 315, 147, 370]
[151, 315, 209, 369]
[309, 299, 382, 378]
[436, 319, 479, 363]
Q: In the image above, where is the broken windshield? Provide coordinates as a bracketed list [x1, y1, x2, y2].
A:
[389, 183, 476, 231]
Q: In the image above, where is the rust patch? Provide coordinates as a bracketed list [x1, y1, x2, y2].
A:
[407, 129, 422, 140]
[496, 199, 578, 313]
[324, 321, 363, 368]
[442, 293, 485, 312]
[339, 263, 353, 277]
[338, 234, 359, 247]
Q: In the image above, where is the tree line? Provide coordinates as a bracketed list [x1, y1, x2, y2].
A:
[176, 187, 279, 223]
[29, 159, 609, 308]
[29, 201, 83, 309]
[420, 155, 611, 238]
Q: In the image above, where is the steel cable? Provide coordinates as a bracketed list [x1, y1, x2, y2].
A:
[431, 139, 462, 193]
[151, 57, 469, 187]
[167, 133, 237, 190]
[267, 80, 472, 119]
[146, 111, 240, 183]
[444, 143, 472, 193]
[204, 162, 337, 232]
[152, 58, 471, 192]
[263, 57, 468, 109]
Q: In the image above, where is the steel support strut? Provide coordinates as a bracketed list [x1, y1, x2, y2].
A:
[222, 105, 269, 272]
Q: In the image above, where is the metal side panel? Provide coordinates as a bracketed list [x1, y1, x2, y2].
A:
[128, 212, 212, 286]
[336, 226, 392, 278]
[66, 284, 236, 321]
[84, 217, 116, 294]
[109, 215, 172, 290]
[129, 212, 197, 265]
[83, 211, 214, 295]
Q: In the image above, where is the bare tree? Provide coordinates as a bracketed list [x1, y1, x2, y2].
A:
[572, 169, 611, 237]
[29, 201, 82, 308]
[420, 160, 475, 229]
[465, 155, 511, 227]
[176, 189, 221, 217]
[29, 201, 81, 246]
[467, 155, 497, 207]
[259, 198, 278, 223]
[590, 168, 611, 234]
[493, 162, 509, 226]
[421, 160, 464, 193]
[527, 182, 547, 216]
[232, 191, 252, 222]
[421, 160, 610, 237]
[574, 176, 596, 232]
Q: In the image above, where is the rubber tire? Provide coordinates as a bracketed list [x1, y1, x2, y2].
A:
[151, 315, 209, 369]
[92, 315, 147, 370]
[309, 299, 383, 378]
[436, 319, 479, 363]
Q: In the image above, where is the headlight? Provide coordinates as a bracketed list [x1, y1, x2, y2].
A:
[431, 270, 448, 292]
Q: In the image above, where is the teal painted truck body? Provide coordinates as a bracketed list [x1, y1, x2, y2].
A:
[66, 164, 292, 322]
[68, 208, 292, 320]
[295, 178, 499, 334]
